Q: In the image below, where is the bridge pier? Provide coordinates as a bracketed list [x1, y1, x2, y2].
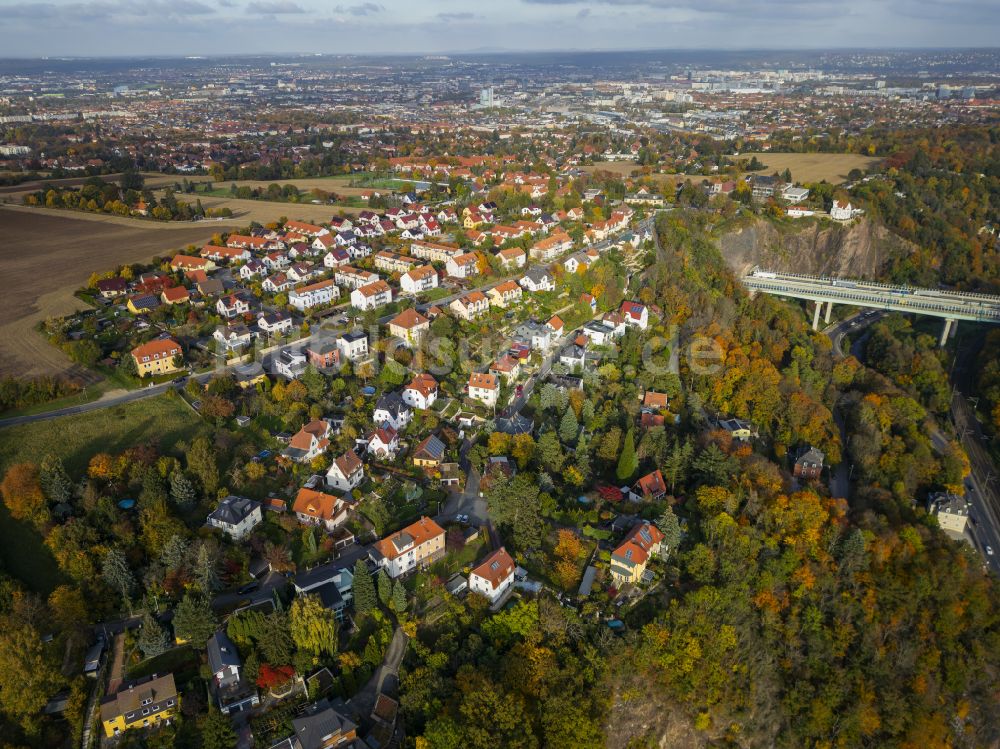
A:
[812, 301, 822, 330]
[939, 318, 954, 347]
[824, 301, 833, 324]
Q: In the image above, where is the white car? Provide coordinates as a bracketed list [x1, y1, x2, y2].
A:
[987, 546, 994, 556]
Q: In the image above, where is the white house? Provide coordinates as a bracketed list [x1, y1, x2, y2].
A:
[520, 267, 555, 293]
[370, 516, 446, 579]
[831, 200, 861, 221]
[450, 291, 490, 321]
[402, 373, 438, 410]
[334, 266, 379, 290]
[216, 294, 250, 319]
[336, 331, 369, 361]
[445, 252, 479, 279]
[468, 547, 516, 605]
[272, 348, 307, 379]
[207, 496, 262, 540]
[323, 248, 351, 268]
[257, 311, 293, 337]
[282, 419, 332, 463]
[213, 322, 253, 351]
[289, 279, 339, 311]
[373, 391, 412, 431]
[326, 450, 364, 492]
[468, 372, 499, 408]
[366, 425, 400, 459]
[351, 280, 393, 311]
[400, 265, 439, 294]
[619, 301, 649, 330]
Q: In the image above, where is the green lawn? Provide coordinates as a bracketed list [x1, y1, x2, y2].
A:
[0, 392, 205, 475]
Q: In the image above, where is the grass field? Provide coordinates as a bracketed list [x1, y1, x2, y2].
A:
[580, 161, 644, 178]
[748, 152, 882, 184]
[0, 392, 204, 475]
[151, 191, 360, 224]
[0, 206, 226, 379]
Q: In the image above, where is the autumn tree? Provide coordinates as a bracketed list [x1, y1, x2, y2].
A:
[1, 462, 49, 526]
[290, 595, 338, 659]
[0, 619, 63, 733]
[187, 435, 219, 496]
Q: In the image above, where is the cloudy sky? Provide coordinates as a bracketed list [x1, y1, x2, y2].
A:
[1, 0, 997, 57]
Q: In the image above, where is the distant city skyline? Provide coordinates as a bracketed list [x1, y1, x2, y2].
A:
[1, 0, 998, 58]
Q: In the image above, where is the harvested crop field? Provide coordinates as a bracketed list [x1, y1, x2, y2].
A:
[166, 193, 362, 223]
[0, 206, 220, 380]
[0, 171, 180, 201]
[580, 161, 645, 178]
[212, 175, 374, 197]
[748, 152, 882, 184]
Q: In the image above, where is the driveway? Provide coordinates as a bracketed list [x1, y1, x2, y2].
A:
[347, 626, 408, 721]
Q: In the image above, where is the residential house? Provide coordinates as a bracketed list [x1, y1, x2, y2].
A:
[609, 522, 665, 584]
[334, 266, 378, 290]
[450, 291, 490, 321]
[496, 246, 527, 269]
[514, 320, 553, 351]
[127, 294, 161, 315]
[207, 495, 262, 539]
[400, 265, 439, 295]
[373, 391, 412, 431]
[207, 631, 259, 716]
[293, 487, 349, 531]
[719, 417, 756, 441]
[793, 446, 825, 480]
[411, 434, 446, 467]
[559, 345, 587, 370]
[781, 185, 810, 204]
[547, 315, 564, 336]
[520, 266, 555, 293]
[284, 220, 328, 238]
[410, 240, 462, 263]
[350, 280, 392, 311]
[287, 262, 320, 284]
[370, 516, 446, 578]
[323, 248, 351, 268]
[306, 341, 341, 370]
[217, 294, 250, 319]
[213, 321, 253, 351]
[928, 492, 971, 539]
[529, 232, 573, 262]
[289, 279, 339, 311]
[468, 372, 499, 408]
[751, 175, 779, 200]
[402, 373, 438, 410]
[272, 349, 307, 379]
[374, 251, 420, 275]
[161, 286, 190, 305]
[388, 308, 430, 344]
[486, 280, 523, 308]
[831, 200, 862, 221]
[490, 355, 521, 383]
[131, 338, 182, 377]
[468, 547, 516, 606]
[171, 254, 215, 273]
[283, 420, 333, 463]
[257, 310, 294, 337]
[100, 673, 179, 738]
[445, 252, 479, 279]
[581, 320, 617, 346]
[326, 450, 364, 493]
[293, 568, 354, 621]
[631, 470, 667, 501]
[620, 300, 649, 329]
[366, 425, 400, 459]
[201, 245, 250, 263]
[96, 277, 128, 298]
[240, 260, 266, 280]
[263, 273, 294, 294]
[268, 698, 357, 749]
[336, 331, 369, 362]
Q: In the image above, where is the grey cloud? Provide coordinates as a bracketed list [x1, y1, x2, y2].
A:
[577, 7, 590, 17]
[438, 11, 479, 20]
[2, 0, 213, 19]
[334, 2, 383, 15]
[246, 0, 305, 12]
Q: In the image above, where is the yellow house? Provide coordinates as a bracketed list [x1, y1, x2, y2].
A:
[463, 214, 483, 229]
[127, 295, 160, 315]
[131, 338, 183, 377]
[101, 673, 179, 738]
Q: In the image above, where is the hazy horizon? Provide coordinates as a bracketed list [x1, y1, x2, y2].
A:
[1, 0, 998, 58]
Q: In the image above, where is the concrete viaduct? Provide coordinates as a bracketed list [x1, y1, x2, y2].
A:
[742, 269, 1000, 346]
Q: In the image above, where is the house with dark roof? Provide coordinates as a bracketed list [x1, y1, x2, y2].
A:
[207, 631, 259, 715]
[207, 496, 262, 539]
[412, 434, 446, 467]
[268, 698, 358, 749]
[793, 446, 825, 480]
[373, 391, 412, 431]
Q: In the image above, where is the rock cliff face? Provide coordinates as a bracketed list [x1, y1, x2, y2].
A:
[717, 217, 915, 279]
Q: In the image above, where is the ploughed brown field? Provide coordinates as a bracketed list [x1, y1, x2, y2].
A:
[0, 206, 220, 380]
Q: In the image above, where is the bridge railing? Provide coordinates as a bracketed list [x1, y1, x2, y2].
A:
[746, 271, 1000, 306]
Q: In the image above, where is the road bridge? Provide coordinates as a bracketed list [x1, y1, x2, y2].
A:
[742, 269, 1000, 345]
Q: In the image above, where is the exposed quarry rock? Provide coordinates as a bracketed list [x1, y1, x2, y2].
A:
[717, 217, 916, 279]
